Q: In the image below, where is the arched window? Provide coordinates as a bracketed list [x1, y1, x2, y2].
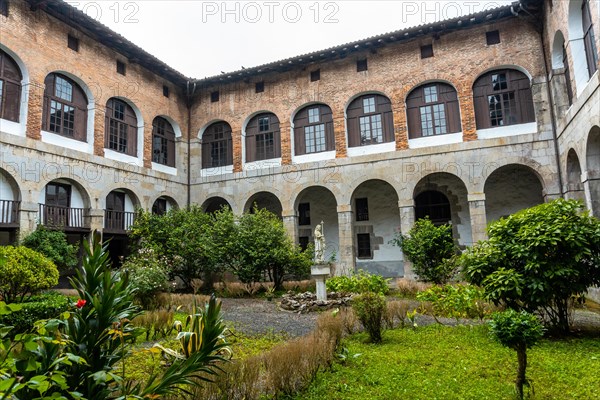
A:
[105, 98, 137, 156]
[0, 49, 22, 122]
[473, 69, 535, 129]
[346, 94, 394, 147]
[563, 46, 574, 105]
[245, 113, 281, 162]
[152, 117, 176, 167]
[406, 83, 461, 138]
[582, 0, 598, 78]
[202, 121, 233, 168]
[42, 73, 88, 141]
[293, 104, 334, 155]
[415, 190, 451, 225]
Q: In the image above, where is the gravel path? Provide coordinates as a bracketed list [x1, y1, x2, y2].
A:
[220, 298, 319, 337]
[218, 298, 600, 337]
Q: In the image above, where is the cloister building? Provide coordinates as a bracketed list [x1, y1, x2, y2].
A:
[0, 0, 599, 297]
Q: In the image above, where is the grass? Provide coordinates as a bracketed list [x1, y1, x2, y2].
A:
[122, 323, 287, 383]
[295, 324, 600, 400]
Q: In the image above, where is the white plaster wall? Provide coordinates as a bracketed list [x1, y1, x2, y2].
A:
[296, 189, 339, 262]
[0, 173, 15, 201]
[347, 142, 395, 158]
[485, 166, 544, 223]
[477, 122, 537, 140]
[409, 132, 462, 149]
[124, 192, 135, 230]
[352, 181, 401, 263]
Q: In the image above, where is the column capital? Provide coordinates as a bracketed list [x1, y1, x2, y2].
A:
[337, 204, 352, 213]
[467, 193, 486, 202]
[397, 199, 414, 208]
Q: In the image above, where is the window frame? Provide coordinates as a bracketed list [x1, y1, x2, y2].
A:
[473, 69, 535, 130]
[356, 233, 372, 259]
[293, 104, 334, 155]
[298, 202, 311, 226]
[355, 198, 369, 221]
[0, 49, 22, 123]
[245, 113, 281, 162]
[105, 98, 138, 156]
[406, 82, 461, 138]
[582, 0, 599, 78]
[152, 116, 176, 167]
[42, 73, 88, 141]
[202, 121, 233, 168]
[346, 94, 394, 147]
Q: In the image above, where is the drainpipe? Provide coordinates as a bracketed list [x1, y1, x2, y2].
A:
[186, 80, 197, 208]
[513, 1, 565, 198]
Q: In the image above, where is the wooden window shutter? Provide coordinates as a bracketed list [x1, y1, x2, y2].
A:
[293, 108, 308, 156]
[269, 114, 281, 158]
[406, 87, 424, 138]
[346, 98, 362, 147]
[473, 77, 492, 129]
[439, 83, 461, 133]
[377, 95, 394, 142]
[322, 106, 335, 151]
[245, 117, 257, 162]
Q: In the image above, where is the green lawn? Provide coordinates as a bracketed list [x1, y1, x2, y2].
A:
[295, 325, 600, 400]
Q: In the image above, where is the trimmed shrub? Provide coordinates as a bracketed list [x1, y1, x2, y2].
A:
[0, 291, 70, 333]
[326, 270, 390, 294]
[352, 292, 387, 343]
[0, 246, 59, 303]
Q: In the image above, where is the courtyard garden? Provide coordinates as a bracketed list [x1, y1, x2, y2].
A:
[1, 199, 600, 399]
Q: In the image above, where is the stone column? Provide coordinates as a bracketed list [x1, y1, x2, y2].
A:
[468, 193, 488, 244]
[282, 210, 298, 244]
[18, 201, 39, 240]
[87, 208, 105, 235]
[398, 199, 416, 280]
[336, 204, 354, 276]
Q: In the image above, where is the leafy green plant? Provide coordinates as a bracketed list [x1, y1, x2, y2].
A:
[352, 292, 386, 343]
[122, 247, 171, 309]
[0, 291, 70, 333]
[391, 217, 458, 284]
[0, 246, 59, 303]
[326, 270, 390, 294]
[461, 199, 600, 333]
[21, 225, 79, 271]
[416, 284, 491, 323]
[489, 309, 545, 399]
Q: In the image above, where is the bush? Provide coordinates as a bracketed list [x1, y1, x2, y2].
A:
[391, 218, 458, 284]
[122, 247, 171, 309]
[352, 292, 387, 343]
[416, 284, 492, 322]
[326, 270, 390, 294]
[0, 291, 70, 333]
[461, 199, 600, 333]
[0, 246, 59, 303]
[21, 225, 78, 271]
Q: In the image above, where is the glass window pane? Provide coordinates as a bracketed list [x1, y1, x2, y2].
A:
[308, 107, 320, 124]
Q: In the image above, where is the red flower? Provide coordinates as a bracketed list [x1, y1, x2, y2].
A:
[76, 299, 87, 309]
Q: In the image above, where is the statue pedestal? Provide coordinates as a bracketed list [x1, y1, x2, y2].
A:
[311, 264, 331, 301]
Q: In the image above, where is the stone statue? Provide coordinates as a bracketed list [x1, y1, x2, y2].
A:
[314, 221, 325, 264]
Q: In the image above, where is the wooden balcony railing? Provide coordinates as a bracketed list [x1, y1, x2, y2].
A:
[104, 210, 136, 233]
[39, 204, 87, 230]
[0, 200, 20, 227]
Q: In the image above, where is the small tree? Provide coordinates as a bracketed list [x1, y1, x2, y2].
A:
[352, 292, 387, 343]
[229, 208, 312, 290]
[461, 199, 600, 333]
[122, 247, 171, 309]
[0, 246, 59, 302]
[21, 225, 78, 271]
[489, 309, 544, 399]
[391, 217, 458, 283]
